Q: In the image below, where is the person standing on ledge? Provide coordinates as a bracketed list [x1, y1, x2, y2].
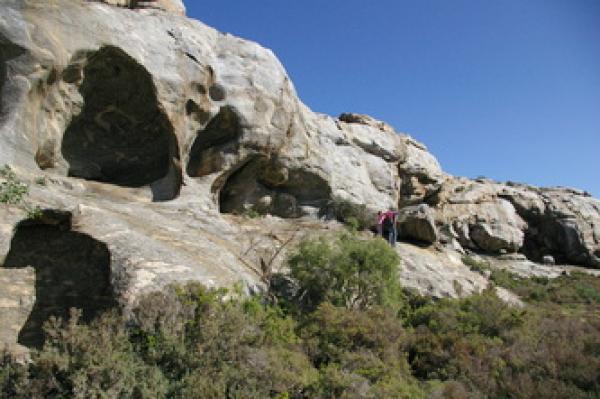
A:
[377, 209, 398, 246]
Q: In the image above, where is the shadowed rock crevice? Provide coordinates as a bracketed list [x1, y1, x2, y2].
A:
[61, 46, 181, 200]
[2, 211, 117, 348]
[0, 36, 25, 119]
[218, 156, 331, 218]
[0, 47, 7, 114]
[499, 192, 597, 267]
[521, 217, 589, 266]
[187, 106, 243, 177]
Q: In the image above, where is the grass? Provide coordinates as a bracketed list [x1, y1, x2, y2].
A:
[462, 255, 490, 274]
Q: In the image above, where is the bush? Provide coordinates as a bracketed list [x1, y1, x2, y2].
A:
[489, 270, 600, 306]
[0, 165, 28, 205]
[325, 199, 374, 231]
[0, 351, 29, 398]
[461, 255, 490, 274]
[301, 303, 424, 398]
[131, 283, 317, 398]
[19, 309, 168, 398]
[286, 233, 404, 313]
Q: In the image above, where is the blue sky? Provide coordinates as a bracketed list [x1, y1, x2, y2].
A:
[188, 1, 600, 197]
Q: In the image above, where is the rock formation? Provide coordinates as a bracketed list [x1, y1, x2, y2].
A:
[1, 0, 599, 353]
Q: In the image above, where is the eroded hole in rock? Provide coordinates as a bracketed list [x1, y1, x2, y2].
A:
[209, 84, 226, 101]
[218, 156, 331, 218]
[521, 218, 589, 266]
[61, 46, 181, 200]
[187, 106, 242, 177]
[185, 99, 210, 124]
[2, 212, 117, 348]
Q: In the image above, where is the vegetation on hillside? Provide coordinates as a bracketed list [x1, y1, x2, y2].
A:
[0, 164, 43, 219]
[0, 165, 28, 205]
[2, 232, 600, 398]
[324, 199, 374, 231]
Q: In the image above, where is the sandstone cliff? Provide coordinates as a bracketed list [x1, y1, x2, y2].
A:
[1, 0, 599, 352]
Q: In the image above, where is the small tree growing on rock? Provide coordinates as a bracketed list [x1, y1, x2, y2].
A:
[286, 233, 404, 313]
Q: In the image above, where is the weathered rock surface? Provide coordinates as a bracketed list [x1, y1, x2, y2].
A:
[1, 0, 599, 352]
[397, 243, 488, 298]
[397, 204, 438, 244]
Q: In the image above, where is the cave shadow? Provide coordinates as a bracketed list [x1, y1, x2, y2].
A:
[216, 155, 332, 218]
[187, 105, 243, 178]
[0, 33, 26, 120]
[61, 46, 181, 201]
[1, 211, 117, 348]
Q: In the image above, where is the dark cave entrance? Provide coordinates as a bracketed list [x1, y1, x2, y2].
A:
[218, 156, 332, 218]
[2, 212, 117, 348]
[61, 46, 181, 200]
[521, 218, 590, 266]
[187, 106, 243, 178]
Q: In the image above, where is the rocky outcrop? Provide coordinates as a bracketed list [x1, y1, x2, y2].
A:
[0, 0, 599, 352]
[397, 243, 488, 298]
[0, 0, 411, 349]
[502, 185, 600, 267]
[398, 166, 600, 265]
[397, 204, 438, 244]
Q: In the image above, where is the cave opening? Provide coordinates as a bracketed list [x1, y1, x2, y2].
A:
[2, 212, 117, 348]
[521, 218, 590, 266]
[187, 106, 243, 178]
[218, 156, 331, 218]
[61, 46, 181, 200]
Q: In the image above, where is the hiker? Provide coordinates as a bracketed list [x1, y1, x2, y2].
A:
[377, 209, 398, 246]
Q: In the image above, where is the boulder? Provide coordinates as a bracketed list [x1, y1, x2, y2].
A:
[543, 255, 555, 265]
[338, 113, 396, 134]
[397, 243, 488, 298]
[397, 204, 438, 244]
[470, 222, 524, 253]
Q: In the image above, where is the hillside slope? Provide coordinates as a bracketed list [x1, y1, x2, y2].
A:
[1, 0, 599, 353]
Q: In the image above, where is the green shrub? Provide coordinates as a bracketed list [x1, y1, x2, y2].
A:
[243, 207, 262, 219]
[286, 233, 404, 313]
[4, 259, 600, 398]
[489, 270, 600, 306]
[0, 165, 28, 205]
[301, 303, 424, 398]
[20, 309, 168, 399]
[325, 199, 374, 231]
[461, 255, 490, 274]
[0, 351, 30, 398]
[131, 283, 317, 398]
[301, 302, 406, 365]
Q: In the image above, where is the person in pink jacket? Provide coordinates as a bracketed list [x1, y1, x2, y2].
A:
[377, 209, 398, 246]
